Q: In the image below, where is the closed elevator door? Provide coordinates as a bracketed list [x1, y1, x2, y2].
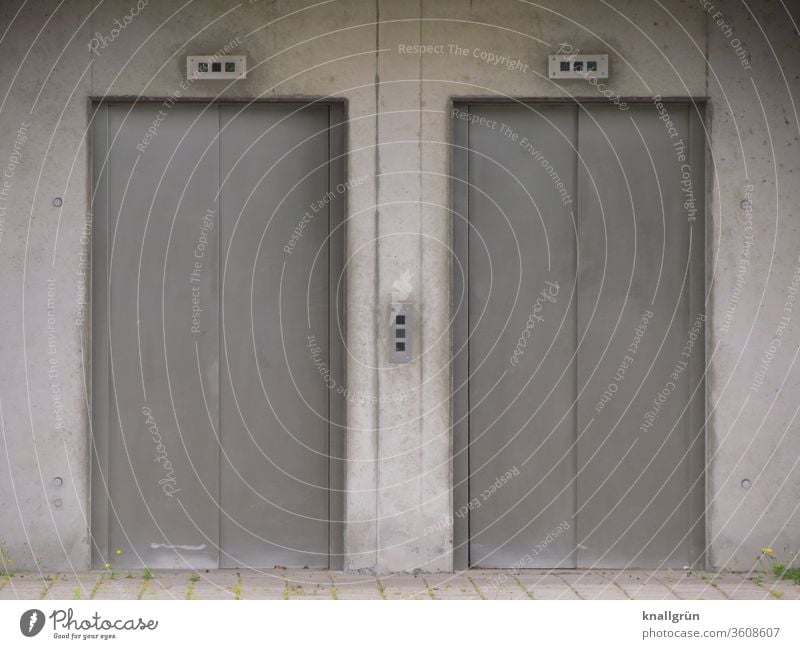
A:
[453, 102, 705, 569]
[91, 102, 344, 569]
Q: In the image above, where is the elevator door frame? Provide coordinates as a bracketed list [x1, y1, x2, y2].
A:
[451, 98, 708, 570]
[89, 99, 346, 570]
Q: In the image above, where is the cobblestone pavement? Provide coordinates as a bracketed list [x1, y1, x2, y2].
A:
[1, 569, 798, 600]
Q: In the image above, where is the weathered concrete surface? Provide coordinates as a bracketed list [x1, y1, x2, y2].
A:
[0, 0, 797, 574]
[705, 0, 800, 574]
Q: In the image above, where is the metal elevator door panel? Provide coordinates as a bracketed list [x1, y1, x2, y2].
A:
[467, 104, 578, 568]
[102, 103, 221, 569]
[91, 102, 342, 570]
[218, 104, 331, 568]
[456, 102, 705, 569]
[575, 105, 705, 568]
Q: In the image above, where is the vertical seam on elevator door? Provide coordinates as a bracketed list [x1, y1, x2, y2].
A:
[686, 103, 693, 564]
[374, 0, 381, 564]
[216, 103, 222, 569]
[418, 0, 424, 512]
[327, 104, 332, 568]
[573, 103, 580, 568]
[104, 104, 111, 563]
[699, 104, 710, 569]
[465, 105, 471, 567]
[687, 104, 702, 566]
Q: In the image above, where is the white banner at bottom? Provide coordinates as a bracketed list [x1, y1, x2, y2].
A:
[0, 600, 797, 648]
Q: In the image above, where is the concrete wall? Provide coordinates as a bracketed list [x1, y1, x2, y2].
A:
[0, 0, 796, 573]
[706, 1, 800, 571]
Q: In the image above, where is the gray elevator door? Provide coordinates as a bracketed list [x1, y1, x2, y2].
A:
[454, 102, 705, 569]
[91, 102, 343, 569]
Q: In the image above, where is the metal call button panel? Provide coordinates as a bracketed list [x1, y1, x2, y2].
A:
[390, 303, 411, 363]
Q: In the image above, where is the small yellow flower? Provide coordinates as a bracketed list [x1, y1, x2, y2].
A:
[761, 547, 774, 555]
[115, 549, 122, 555]
[104, 563, 111, 568]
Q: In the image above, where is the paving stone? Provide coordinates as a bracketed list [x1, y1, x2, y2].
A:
[0, 586, 46, 599]
[234, 574, 333, 599]
[139, 583, 184, 599]
[329, 573, 382, 599]
[471, 586, 527, 600]
[649, 569, 684, 579]
[424, 573, 469, 587]
[563, 584, 625, 599]
[712, 575, 776, 599]
[136, 569, 233, 599]
[557, 571, 617, 585]
[666, 579, 729, 600]
[758, 579, 800, 600]
[556, 572, 628, 599]
[424, 574, 479, 598]
[191, 585, 237, 599]
[189, 569, 239, 585]
[282, 569, 329, 579]
[509, 571, 563, 582]
[133, 572, 201, 599]
[468, 574, 529, 600]
[513, 573, 581, 599]
[378, 575, 433, 600]
[467, 570, 516, 582]
[239, 587, 288, 600]
[187, 572, 238, 593]
[330, 574, 381, 598]
[381, 593, 435, 600]
[91, 579, 142, 600]
[427, 582, 482, 600]
[285, 584, 334, 599]
[618, 584, 678, 599]
[329, 572, 378, 583]
[529, 584, 581, 599]
[284, 571, 330, 595]
[146, 570, 196, 587]
[237, 569, 288, 591]
[331, 585, 384, 599]
[43, 575, 101, 600]
[0, 576, 52, 599]
[612, 572, 678, 599]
